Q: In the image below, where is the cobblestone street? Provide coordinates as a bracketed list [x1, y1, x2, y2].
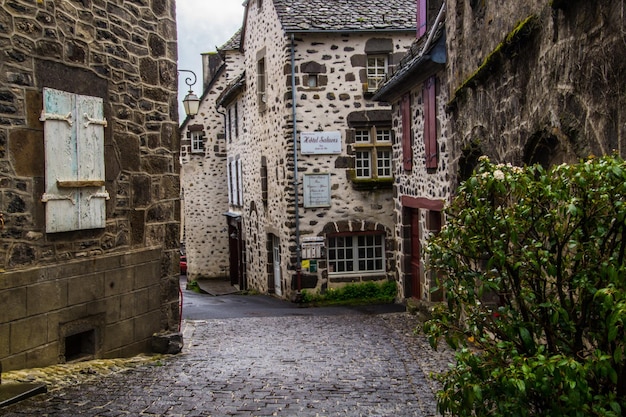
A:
[2, 285, 453, 417]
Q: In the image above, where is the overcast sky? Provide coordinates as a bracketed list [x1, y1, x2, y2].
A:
[176, 1, 245, 119]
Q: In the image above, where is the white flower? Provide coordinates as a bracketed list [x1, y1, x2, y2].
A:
[493, 169, 505, 180]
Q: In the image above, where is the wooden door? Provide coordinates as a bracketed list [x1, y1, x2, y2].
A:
[409, 208, 421, 299]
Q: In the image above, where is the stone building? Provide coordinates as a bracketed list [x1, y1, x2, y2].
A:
[446, 0, 626, 170]
[374, 0, 449, 301]
[373, 0, 626, 302]
[0, 0, 181, 371]
[180, 0, 417, 299]
[180, 30, 244, 282]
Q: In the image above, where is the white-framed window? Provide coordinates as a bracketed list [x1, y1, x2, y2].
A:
[191, 131, 204, 153]
[355, 150, 371, 178]
[353, 126, 392, 179]
[327, 233, 385, 274]
[366, 55, 388, 92]
[257, 57, 266, 111]
[227, 158, 243, 207]
[377, 149, 392, 177]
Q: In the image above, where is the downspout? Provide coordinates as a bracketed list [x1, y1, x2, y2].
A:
[290, 33, 302, 293]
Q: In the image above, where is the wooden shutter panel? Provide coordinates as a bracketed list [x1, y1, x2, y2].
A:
[237, 159, 243, 205]
[42, 88, 107, 233]
[401, 94, 413, 171]
[424, 76, 438, 169]
[417, 0, 427, 38]
[76, 93, 107, 229]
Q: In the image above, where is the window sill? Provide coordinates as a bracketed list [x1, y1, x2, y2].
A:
[348, 172, 393, 191]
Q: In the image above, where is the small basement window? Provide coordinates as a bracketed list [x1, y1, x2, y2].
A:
[64, 329, 96, 362]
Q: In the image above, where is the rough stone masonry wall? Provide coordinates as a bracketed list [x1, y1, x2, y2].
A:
[239, 0, 416, 298]
[180, 48, 245, 279]
[0, 0, 180, 370]
[446, 0, 626, 169]
[236, 0, 290, 295]
[392, 70, 452, 301]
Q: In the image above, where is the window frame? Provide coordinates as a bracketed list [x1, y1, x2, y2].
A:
[366, 55, 388, 92]
[352, 125, 393, 179]
[257, 57, 266, 112]
[191, 131, 204, 153]
[327, 232, 386, 275]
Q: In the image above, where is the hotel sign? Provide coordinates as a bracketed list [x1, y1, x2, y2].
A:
[300, 131, 342, 155]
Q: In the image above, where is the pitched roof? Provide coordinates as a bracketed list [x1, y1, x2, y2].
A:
[273, 0, 417, 33]
[373, 5, 446, 101]
[218, 28, 242, 51]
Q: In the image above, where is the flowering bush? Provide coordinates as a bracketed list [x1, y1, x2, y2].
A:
[424, 155, 626, 416]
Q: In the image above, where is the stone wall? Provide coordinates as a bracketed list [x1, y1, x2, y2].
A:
[391, 70, 452, 301]
[0, 0, 180, 370]
[446, 0, 626, 169]
[180, 46, 245, 280]
[235, 0, 416, 298]
[0, 248, 163, 370]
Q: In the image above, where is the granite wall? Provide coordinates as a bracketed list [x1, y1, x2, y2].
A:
[0, 0, 180, 370]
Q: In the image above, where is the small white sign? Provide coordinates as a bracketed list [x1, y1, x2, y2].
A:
[303, 173, 331, 208]
[300, 131, 342, 154]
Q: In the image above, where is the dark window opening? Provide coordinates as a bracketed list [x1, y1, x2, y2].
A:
[64, 329, 95, 362]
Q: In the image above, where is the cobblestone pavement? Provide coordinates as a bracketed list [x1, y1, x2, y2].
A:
[2, 310, 453, 417]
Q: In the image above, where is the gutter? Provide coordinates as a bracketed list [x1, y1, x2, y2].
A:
[290, 33, 302, 293]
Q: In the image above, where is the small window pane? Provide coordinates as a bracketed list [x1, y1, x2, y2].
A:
[356, 151, 371, 178]
[376, 128, 392, 142]
[377, 150, 392, 178]
[355, 129, 370, 143]
[191, 132, 204, 153]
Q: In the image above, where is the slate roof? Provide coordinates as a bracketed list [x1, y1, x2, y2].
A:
[218, 28, 242, 51]
[273, 0, 417, 32]
[373, 11, 446, 101]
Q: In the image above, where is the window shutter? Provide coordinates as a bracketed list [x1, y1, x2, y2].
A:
[401, 94, 412, 171]
[424, 76, 438, 169]
[41, 88, 108, 233]
[237, 159, 243, 205]
[227, 160, 233, 205]
[417, 0, 427, 38]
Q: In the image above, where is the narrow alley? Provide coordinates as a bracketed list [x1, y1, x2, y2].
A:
[1, 279, 452, 417]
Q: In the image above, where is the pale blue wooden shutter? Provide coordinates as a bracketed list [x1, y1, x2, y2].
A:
[41, 88, 108, 233]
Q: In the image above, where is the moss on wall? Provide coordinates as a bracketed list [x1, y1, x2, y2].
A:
[449, 14, 539, 108]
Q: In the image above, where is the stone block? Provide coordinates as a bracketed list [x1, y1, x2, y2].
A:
[26, 343, 58, 368]
[151, 332, 183, 354]
[67, 272, 105, 305]
[27, 280, 67, 315]
[2, 353, 26, 372]
[10, 316, 47, 353]
[9, 129, 44, 177]
[119, 293, 136, 320]
[105, 296, 121, 323]
[0, 323, 9, 356]
[134, 310, 161, 341]
[132, 288, 151, 316]
[0, 288, 27, 323]
[103, 320, 134, 352]
[104, 267, 134, 297]
[134, 261, 160, 289]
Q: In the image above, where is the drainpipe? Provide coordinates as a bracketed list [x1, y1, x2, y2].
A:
[290, 33, 302, 293]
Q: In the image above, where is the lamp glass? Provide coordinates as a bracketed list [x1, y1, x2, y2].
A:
[183, 91, 200, 116]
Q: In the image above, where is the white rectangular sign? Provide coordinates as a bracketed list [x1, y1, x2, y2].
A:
[300, 131, 342, 154]
[303, 173, 331, 208]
